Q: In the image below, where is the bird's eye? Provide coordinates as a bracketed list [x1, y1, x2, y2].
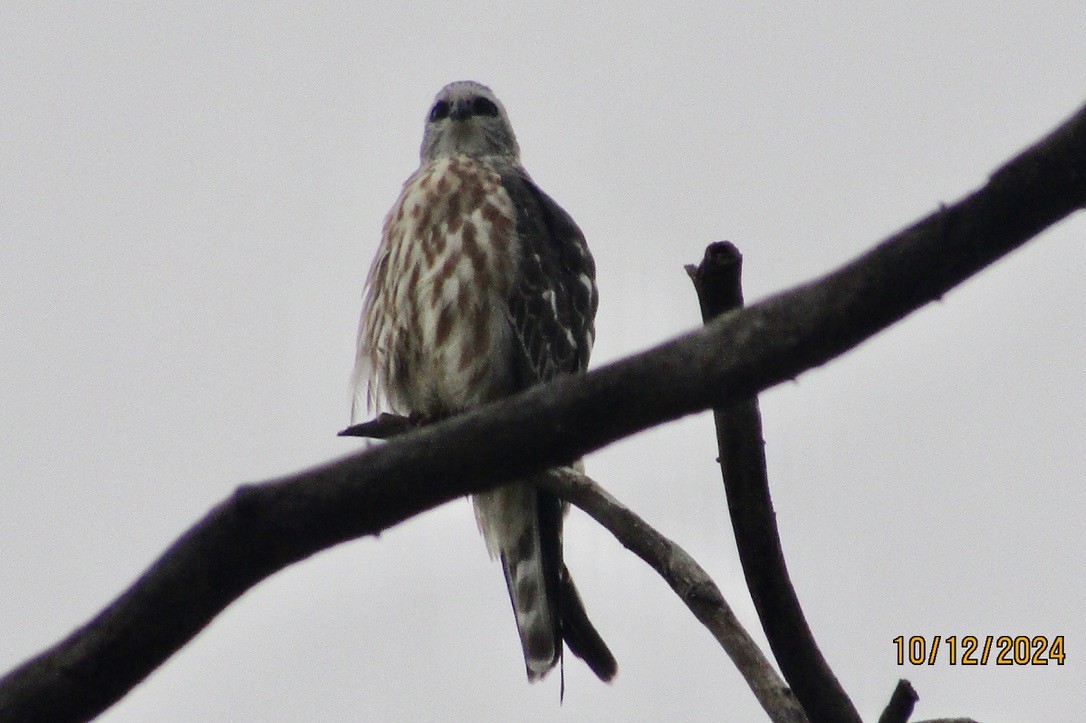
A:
[429, 100, 450, 121]
[472, 96, 499, 117]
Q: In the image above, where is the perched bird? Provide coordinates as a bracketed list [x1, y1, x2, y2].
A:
[350, 81, 616, 683]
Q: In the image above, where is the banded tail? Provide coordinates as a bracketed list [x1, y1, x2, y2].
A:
[475, 481, 616, 683]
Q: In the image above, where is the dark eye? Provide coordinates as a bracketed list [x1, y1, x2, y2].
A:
[429, 100, 450, 121]
[471, 96, 499, 117]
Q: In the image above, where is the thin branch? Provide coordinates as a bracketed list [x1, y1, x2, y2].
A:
[878, 679, 919, 723]
[539, 469, 808, 723]
[687, 242, 861, 723]
[338, 412, 803, 718]
[1, 101, 1083, 721]
[338, 411, 418, 439]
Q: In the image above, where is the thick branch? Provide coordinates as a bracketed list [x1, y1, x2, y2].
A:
[1, 102, 1084, 721]
[540, 469, 807, 723]
[688, 243, 860, 723]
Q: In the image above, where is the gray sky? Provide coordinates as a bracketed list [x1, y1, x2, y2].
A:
[2, 4, 1084, 721]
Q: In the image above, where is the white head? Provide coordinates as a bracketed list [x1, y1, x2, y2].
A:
[420, 81, 520, 163]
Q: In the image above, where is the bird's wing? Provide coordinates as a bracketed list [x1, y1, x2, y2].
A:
[480, 165, 614, 682]
[498, 167, 597, 388]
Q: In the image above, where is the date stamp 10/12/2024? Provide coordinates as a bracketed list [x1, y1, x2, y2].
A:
[893, 635, 1065, 666]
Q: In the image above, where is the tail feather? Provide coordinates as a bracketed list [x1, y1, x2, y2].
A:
[559, 566, 617, 681]
[501, 549, 560, 680]
[475, 482, 616, 683]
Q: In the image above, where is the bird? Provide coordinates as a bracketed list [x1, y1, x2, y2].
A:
[349, 80, 616, 684]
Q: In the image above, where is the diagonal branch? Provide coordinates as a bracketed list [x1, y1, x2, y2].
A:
[1, 101, 1083, 721]
[539, 469, 808, 723]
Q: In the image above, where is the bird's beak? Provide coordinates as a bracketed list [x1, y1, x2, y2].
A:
[449, 98, 471, 121]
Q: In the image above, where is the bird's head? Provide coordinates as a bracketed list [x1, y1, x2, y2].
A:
[420, 81, 520, 163]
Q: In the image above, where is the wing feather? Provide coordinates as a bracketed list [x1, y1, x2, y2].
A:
[498, 169, 597, 389]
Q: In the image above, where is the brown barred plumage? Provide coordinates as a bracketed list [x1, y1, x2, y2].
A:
[351, 81, 613, 684]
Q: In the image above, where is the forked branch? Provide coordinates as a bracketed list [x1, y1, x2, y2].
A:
[540, 468, 807, 722]
[688, 242, 860, 722]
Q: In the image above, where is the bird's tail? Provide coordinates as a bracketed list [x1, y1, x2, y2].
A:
[557, 565, 617, 682]
[500, 539, 561, 681]
[476, 482, 616, 683]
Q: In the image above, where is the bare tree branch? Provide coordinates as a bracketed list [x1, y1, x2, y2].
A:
[688, 242, 860, 722]
[342, 415, 803, 716]
[878, 679, 919, 723]
[338, 411, 418, 439]
[539, 469, 808, 723]
[1, 101, 1083, 721]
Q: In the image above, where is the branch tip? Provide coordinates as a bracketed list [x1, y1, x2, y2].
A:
[878, 679, 919, 723]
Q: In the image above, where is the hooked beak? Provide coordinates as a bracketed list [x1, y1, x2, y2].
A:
[449, 98, 471, 121]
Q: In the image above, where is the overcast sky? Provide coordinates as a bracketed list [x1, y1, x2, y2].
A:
[2, 4, 1084, 721]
